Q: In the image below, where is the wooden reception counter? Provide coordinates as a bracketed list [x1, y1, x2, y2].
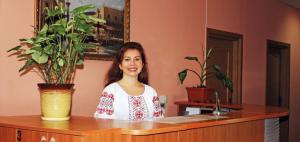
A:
[0, 104, 288, 142]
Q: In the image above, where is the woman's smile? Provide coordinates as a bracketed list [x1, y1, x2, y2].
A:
[127, 67, 138, 72]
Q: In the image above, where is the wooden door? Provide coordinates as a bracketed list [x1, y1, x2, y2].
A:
[206, 28, 243, 104]
[266, 47, 281, 106]
[266, 40, 290, 142]
[266, 40, 290, 108]
[207, 37, 233, 103]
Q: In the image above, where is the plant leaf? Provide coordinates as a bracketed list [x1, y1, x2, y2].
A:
[7, 45, 22, 52]
[43, 45, 53, 55]
[213, 65, 233, 92]
[72, 4, 95, 14]
[22, 38, 34, 44]
[75, 20, 92, 33]
[32, 52, 48, 64]
[76, 59, 84, 65]
[89, 16, 106, 24]
[49, 23, 66, 35]
[184, 56, 198, 61]
[24, 49, 36, 54]
[38, 24, 48, 36]
[84, 43, 95, 49]
[178, 69, 187, 84]
[19, 59, 34, 72]
[31, 46, 43, 52]
[206, 48, 213, 57]
[213, 64, 221, 72]
[17, 53, 28, 58]
[58, 58, 65, 67]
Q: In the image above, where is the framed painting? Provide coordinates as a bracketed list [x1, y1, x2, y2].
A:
[35, 0, 130, 60]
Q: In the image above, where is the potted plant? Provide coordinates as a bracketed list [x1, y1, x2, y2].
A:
[7, 3, 105, 120]
[178, 47, 233, 102]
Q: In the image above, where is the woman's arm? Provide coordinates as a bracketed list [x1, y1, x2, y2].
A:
[149, 87, 164, 118]
[94, 87, 116, 119]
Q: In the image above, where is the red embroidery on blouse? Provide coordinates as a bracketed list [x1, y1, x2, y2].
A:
[152, 96, 162, 117]
[96, 92, 114, 115]
[134, 110, 144, 120]
[128, 96, 148, 120]
[133, 98, 142, 107]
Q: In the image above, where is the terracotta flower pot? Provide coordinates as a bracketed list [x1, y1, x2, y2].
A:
[186, 87, 214, 103]
[38, 83, 74, 121]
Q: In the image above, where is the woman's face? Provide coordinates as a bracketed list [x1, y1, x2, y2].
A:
[119, 49, 144, 78]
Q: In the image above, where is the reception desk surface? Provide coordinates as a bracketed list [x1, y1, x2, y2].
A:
[0, 104, 289, 142]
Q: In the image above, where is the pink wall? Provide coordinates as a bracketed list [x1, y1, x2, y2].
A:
[207, 0, 300, 141]
[130, 0, 206, 115]
[1, 0, 300, 141]
[0, 0, 206, 117]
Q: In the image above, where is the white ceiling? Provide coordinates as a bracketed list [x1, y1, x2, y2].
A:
[280, 0, 300, 10]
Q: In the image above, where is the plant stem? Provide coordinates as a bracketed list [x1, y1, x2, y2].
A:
[186, 69, 203, 86]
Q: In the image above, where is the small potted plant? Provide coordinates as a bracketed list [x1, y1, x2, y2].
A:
[178, 47, 233, 102]
[7, 3, 105, 120]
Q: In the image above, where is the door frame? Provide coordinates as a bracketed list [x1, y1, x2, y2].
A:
[207, 28, 243, 104]
[266, 39, 290, 142]
[265, 39, 290, 107]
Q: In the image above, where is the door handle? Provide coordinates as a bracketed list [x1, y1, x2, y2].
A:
[17, 129, 22, 142]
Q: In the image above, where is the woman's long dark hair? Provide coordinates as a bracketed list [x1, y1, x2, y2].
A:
[105, 42, 149, 86]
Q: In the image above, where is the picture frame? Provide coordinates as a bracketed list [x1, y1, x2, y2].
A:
[35, 0, 130, 60]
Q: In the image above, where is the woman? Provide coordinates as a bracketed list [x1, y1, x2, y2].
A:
[94, 42, 163, 120]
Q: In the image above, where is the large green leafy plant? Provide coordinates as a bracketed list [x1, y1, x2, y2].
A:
[8, 3, 105, 84]
[178, 47, 233, 92]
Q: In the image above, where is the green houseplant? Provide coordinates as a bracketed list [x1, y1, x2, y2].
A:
[178, 47, 233, 102]
[7, 3, 105, 120]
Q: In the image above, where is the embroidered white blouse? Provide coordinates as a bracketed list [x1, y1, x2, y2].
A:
[94, 82, 163, 120]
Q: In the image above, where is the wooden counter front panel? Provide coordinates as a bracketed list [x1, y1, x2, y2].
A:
[0, 126, 15, 142]
[121, 131, 178, 142]
[121, 120, 264, 142]
[0, 128, 122, 142]
[178, 120, 264, 142]
[178, 128, 203, 142]
[83, 130, 121, 142]
[9, 128, 83, 142]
